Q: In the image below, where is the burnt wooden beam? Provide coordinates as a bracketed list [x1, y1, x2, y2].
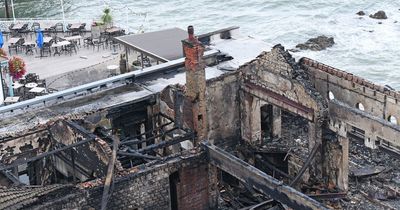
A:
[203, 142, 328, 210]
[117, 151, 162, 160]
[121, 127, 179, 145]
[0, 167, 23, 186]
[119, 121, 174, 142]
[101, 136, 120, 210]
[254, 154, 294, 180]
[128, 132, 194, 154]
[289, 142, 320, 187]
[307, 192, 347, 200]
[65, 120, 98, 139]
[0, 135, 96, 171]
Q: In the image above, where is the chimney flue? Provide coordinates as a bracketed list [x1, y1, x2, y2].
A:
[188, 25, 195, 41]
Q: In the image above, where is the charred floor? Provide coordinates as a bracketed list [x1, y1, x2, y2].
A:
[0, 26, 400, 210]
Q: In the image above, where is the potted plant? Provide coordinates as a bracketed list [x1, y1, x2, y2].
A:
[0, 48, 7, 58]
[101, 8, 113, 28]
[8, 56, 26, 80]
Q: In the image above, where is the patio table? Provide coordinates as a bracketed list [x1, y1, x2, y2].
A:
[105, 27, 123, 34]
[12, 82, 24, 89]
[70, 23, 82, 30]
[62, 35, 82, 45]
[4, 96, 20, 104]
[43, 37, 53, 43]
[23, 42, 36, 55]
[41, 23, 55, 31]
[8, 37, 22, 45]
[29, 87, 46, 93]
[12, 23, 25, 30]
[51, 41, 71, 56]
[25, 82, 38, 89]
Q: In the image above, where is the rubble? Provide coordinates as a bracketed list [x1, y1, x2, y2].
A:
[351, 166, 386, 178]
[0, 26, 400, 210]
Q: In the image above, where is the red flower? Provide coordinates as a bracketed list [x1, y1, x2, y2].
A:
[8, 56, 26, 80]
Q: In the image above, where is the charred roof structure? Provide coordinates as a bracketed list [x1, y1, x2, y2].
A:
[0, 25, 400, 210]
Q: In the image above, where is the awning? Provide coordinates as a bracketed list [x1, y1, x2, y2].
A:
[114, 27, 188, 62]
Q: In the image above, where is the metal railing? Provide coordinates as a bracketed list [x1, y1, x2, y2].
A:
[0, 18, 93, 31]
[0, 49, 219, 114]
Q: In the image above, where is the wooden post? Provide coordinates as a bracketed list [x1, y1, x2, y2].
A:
[71, 148, 76, 183]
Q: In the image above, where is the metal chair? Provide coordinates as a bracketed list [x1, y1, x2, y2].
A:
[79, 23, 87, 36]
[65, 42, 77, 55]
[54, 23, 64, 36]
[66, 24, 72, 36]
[8, 44, 18, 55]
[40, 42, 52, 57]
[20, 23, 30, 37]
[25, 73, 38, 83]
[30, 22, 41, 39]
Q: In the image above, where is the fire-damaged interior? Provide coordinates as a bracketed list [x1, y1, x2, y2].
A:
[1, 26, 400, 210]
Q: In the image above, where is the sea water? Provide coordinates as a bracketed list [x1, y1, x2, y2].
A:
[9, 0, 400, 88]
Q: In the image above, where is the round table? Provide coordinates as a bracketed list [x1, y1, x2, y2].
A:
[25, 82, 38, 89]
[107, 65, 119, 76]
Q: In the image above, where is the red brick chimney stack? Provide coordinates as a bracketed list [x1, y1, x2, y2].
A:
[182, 26, 208, 144]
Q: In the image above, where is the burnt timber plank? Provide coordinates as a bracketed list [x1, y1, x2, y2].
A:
[202, 142, 327, 210]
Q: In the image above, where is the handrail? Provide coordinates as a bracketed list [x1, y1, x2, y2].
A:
[0, 49, 219, 114]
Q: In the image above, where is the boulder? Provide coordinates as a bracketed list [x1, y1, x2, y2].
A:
[296, 36, 335, 51]
[369, 10, 387, 19]
[356, 11, 366, 16]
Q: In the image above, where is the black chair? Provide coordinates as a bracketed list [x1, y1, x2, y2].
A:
[30, 22, 41, 39]
[40, 42, 52, 57]
[37, 79, 46, 88]
[65, 42, 77, 55]
[92, 36, 106, 51]
[25, 73, 38, 83]
[8, 44, 18, 55]
[20, 23, 30, 37]
[78, 23, 86, 36]
[8, 23, 14, 31]
[54, 23, 64, 36]
[66, 23, 72, 35]
[8, 23, 18, 37]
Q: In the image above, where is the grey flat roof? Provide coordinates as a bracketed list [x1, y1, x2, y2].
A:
[115, 27, 187, 62]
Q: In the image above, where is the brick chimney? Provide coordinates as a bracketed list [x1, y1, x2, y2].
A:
[182, 26, 208, 144]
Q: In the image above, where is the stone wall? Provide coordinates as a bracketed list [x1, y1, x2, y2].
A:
[206, 72, 241, 145]
[35, 152, 214, 210]
[159, 73, 242, 147]
[302, 58, 400, 149]
[175, 163, 210, 210]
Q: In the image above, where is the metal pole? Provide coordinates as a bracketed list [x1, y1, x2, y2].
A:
[10, 0, 15, 23]
[4, 0, 10, 19]
[60, 0, 66, 32]
[0, 66, 4, 105]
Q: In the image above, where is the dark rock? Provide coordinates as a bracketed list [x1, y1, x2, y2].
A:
[356, 11, 366, 16]
[394, 21, 398, 23]
[369, 10, 388, 19]
[295, 35, 335, 51]
[378, 22, 382, 24]
[288, 48, 300, 53]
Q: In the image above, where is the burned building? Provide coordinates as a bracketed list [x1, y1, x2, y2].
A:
[0, 26, 400, 210]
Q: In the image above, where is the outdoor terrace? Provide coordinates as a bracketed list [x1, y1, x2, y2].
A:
[0, 22, 127, 105]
